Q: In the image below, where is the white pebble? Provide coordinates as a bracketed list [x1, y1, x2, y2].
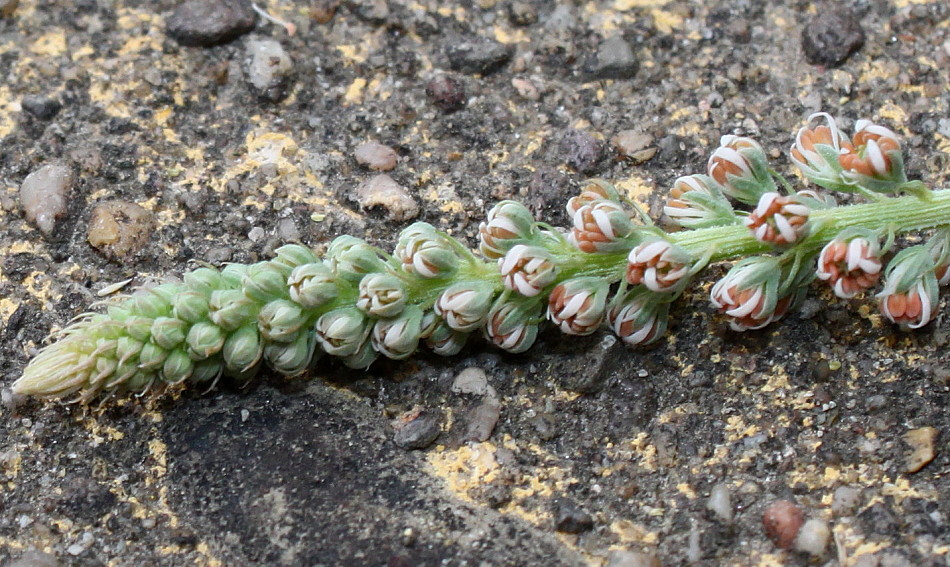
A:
[706, 483, 733, 523]
[19, 163, 73, 236]
[452, 367, 489, 395]
[794, 518, 831, 556]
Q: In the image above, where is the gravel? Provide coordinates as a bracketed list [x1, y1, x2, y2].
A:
[763, 499, 804, 550]
[354, 174, 419, 221]
[801, 9, 866, 67]
[354, 142, 399, 172]
[86, 201, 156, 261]
[18, 163, 73, 237]
[245, 37, 294, 102]
[165, 0, 257, 47]
[583, 36, 639, 81]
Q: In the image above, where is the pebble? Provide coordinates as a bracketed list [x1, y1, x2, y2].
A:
[605, 550, 660, 567]
[794, 518, 830, 556]
[554, 498, 593, 534]
[355, 174, 419, 221]
[832, 486, 862, 516]
[611, 130, 656, 164]
[354, 142, 399, 171]
[445, 38, 513, 75]
[706, 483, 733, 523]
[0, 0, 17, 17]
[392, 407, 441, 450]
[245, 38, 294, 102]
[19, 163, 74, 237]
[462, 395, 501, 443]
[763, 499, 804, 549]
[583, 36, 639, 81]
[801, 9, 865, 67]
[8, 550, 60, 567]
[87, 201, 156, 261]
[558, 129, 603, 173]
[902, 426, 937, 473]
[277, 217, 300, 242]
[165, 0, 257, 48]
[451, 367, 489, 396]
[425, 75, 466, 112]
[507, 2, 537, 26]
[21, 95, 61, 120]
[511, 77, 540, 101]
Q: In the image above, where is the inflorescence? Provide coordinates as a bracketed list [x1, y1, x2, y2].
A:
[14, 112, 950, 401]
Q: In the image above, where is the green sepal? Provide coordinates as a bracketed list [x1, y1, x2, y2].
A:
[183, 268, 225, 295]
[138, 342, 168, 371]
[189, 359, 224, 384]
[273, 244, 319, 269]
[186, 321, 226, 359]
[150, 317, 187, 350]
[173, 290, 210, 323]
[123, 316, 155, 343]
[162, 349, 194, 383]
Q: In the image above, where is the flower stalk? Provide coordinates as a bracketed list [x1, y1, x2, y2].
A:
[14, 111, 950, 401]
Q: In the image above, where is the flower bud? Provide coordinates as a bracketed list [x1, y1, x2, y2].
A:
[222, 324, 263, 373]
[395, 222, 459, 278]
[162, 349, 194, 383]
[115, 336, 144, 367]
[478, 200, 537, 259]
[288, 263, 339, 308]
[371, 305, 423, 360]
[272, 244, 319, 269]
[209, 289, 259, 331]
[173, 290, 210, 323]
[183, 267, 225, 296]
[607, 287, 670, 345]
[707, 135, 776, 205]
[425, 321, 468, 356]
[816, 236, 882, 298]
[789, 112, 854, 192]
[314, 307, 369, 357]
[221, 263, 249, 288]
[927, 229, 950, 286]
[499, 245, 559, 297]
[242, 263, 292, 302]
[744, 192, 811, 246]
[663, 174, 735, 229]
[150, 317, 188, 350]
[189, 359, 224, 384]
[138, 342, 168, 371]
[265, 332, 316, 376]
[547, 277, 608, 335]
[568, 200, 636, 253]
[434, 280, 496, 332]
[626, 238, 691, 292]
[341, 337, 379, 369]
[326, 236, 388, 283]
[839, 119, 907, 192]
[258, 299, 307, 342]
[877, 246, 939, 329]
[129, 289, 172, 319]
[709, 257, 788, 331]
[485, 298, 540, 353]
[357, 273, 407, 318]
[123, 316, 155, 343]
[185, 321, 226, 359]
[565, 179, 622, 217]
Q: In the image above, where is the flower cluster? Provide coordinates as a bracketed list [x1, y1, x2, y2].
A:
[13, 110, 950, 402]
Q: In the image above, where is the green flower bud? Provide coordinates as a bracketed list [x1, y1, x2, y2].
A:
[149, 283, 185, 305]
[371, 305, 423, 360]
[395, 223, 459, 278]
[341, 337, 378, 369]
[150, 317, 187, 350]
[173, 290, 210, 323]
[162, 349, 194, 383]
[129, 289, 172, 319]
[273, 244, 319, 269]
[115, 336, 144, 366]
[138, 342, 168, 371]
[264, 332, 315, 376]
[222, 325, 263, 373]
[242, 263, 292, 302]
[288, 263, 339, 308]
[123, 370, 154, 392]
[425, 321, 467, 356]
[189, 359, 224, 384]
[104, 359, 140, 390]
[221, 263, 249, 288]
[90, 356, 117, 391]
[186, 321, 226, 359]
[209, 289, 259, 331]
[124, 316, 154, 343]
[357, 273, 407, 318]
[314, 307, 368, 357]
[183, 268, 224, 295]
[326, 236, 387, 283]
[485, 297, 541, 353]
[478, 200, 537, 259]
[258, 299, 306, 342]
[434, 280, 496, 332]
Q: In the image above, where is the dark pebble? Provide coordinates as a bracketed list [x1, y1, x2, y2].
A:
[21, 95, 61, 120]
[554, 498, 594, 534]
[582, 36, 639, 81]
[801, 10, 865, 67]
[393, 408, 441, 450]
[558, 129, 604, 173]
[165, 0, 257, 48]
[425, 75, 466, 112]
[445, 38, 513, 75]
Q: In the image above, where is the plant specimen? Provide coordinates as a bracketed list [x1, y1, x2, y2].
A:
[14, 112, 950, 401]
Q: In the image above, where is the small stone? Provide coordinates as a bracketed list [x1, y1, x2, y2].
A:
[902, 426, 937, 473]
[794, 518, 831, 556]
[277, 217, 300, 242]
[245, 38, 294, 102]
[801, 10, 865, 68]
[165, 0, 257, 48]
[66, 544, 85, 556]
[611, 130, 656, 164]
[511, 77, 540, 101]
[832, 486, 862, 517]
[763, 499, 804, 549]
[452, 367, 489, 396]
[19, 163, 74, 237]
[558, 129, 603, 173]
[309, 0, 338, 24]
[462, 395, 501, 443]
[583, 36, 639, 81]
[21, 95, 61, 120]
[425, 75, 466, 112]
[393, 407, 441, 450]
[0, 0, 16, 17]
[354, 142, 399, 171]
[605, 550, 660, 567]
[9, 550, 60, 567]
[445, 38, 513, 75]
[507, 1, 537, 26]
[87, 201, 156, 261]
[355, 174, 419, 221]
[706, 483, 733, 523]
[554, 498, 593, 534]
